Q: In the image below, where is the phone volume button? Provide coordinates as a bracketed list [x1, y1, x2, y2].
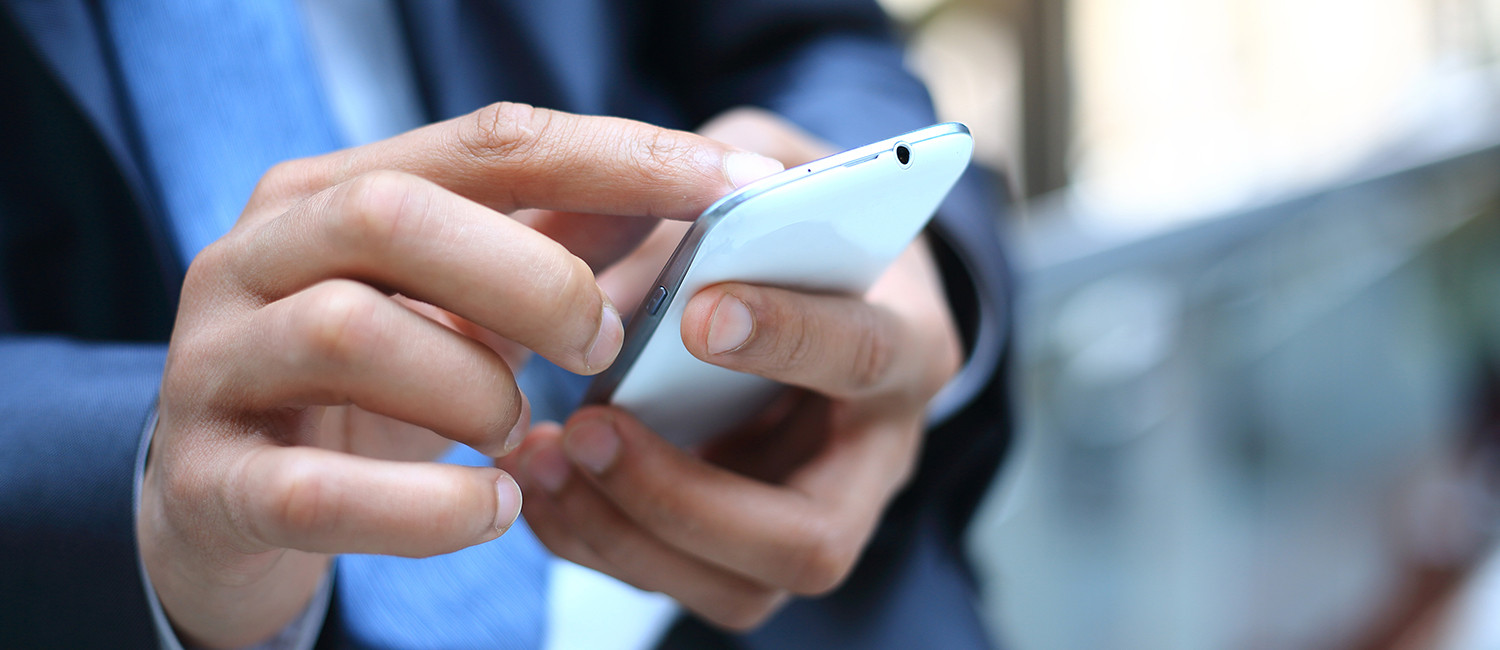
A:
[646, 286, 669, 315]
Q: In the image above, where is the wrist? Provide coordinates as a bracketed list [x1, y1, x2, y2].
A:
[139, 440, 332, 647]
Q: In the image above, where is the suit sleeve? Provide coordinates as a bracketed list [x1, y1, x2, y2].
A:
[643, 0, 1014, 551]
[0, 7, 194, 644]
[643, 2, 1014, 646]
[0, 337, 166, 647]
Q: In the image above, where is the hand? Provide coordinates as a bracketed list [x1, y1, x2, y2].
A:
[139, 103, 784, 647]
[499, 109, 964, 629]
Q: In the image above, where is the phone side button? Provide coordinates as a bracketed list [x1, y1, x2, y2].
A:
[646, 286, 669, 315]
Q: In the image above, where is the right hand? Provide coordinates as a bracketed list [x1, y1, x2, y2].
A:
[139, 103, 784, 648]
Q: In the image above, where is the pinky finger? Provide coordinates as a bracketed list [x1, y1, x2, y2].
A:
[230, 445, 522, 557]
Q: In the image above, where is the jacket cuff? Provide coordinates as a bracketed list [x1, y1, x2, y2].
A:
[135, 408, 334, 650]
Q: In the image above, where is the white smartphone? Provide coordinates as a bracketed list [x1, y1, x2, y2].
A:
[583, 122, 974, 447]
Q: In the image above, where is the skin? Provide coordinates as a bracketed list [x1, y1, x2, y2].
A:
[498, 108, 964, 630]
[140, 103, 784, 647]
[140, 103, 962, 646]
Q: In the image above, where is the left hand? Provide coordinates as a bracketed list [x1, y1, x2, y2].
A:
[498, 109, 963, 630]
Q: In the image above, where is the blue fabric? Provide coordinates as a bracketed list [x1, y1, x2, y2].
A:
[0, 338, 167, 647]
[331, 359, 580, 650]
[0, 0, 1011, 647]
[102, 1, 343, 261]
[102, 3, 554, 647]
[335, 447, 548, 649]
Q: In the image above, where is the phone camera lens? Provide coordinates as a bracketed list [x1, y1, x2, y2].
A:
[895, 143, 912, 167]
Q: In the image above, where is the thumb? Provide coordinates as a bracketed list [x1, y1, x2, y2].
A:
[232, 446, 521, 557]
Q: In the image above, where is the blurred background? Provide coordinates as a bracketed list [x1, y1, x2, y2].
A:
[874, 0, 1500, 647]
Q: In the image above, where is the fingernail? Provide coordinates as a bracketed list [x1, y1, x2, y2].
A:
[526, 445, 570, 493]
[503, 394, 532, 455]
[585, 300, 624, 373]
[725, 152, 784, 188]
[494, 473, 523, 533]
[564, 418, 619, 474]
[707, 294, 754, 355]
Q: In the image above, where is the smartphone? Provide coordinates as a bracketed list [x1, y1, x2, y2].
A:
[583, 123, 974, 447]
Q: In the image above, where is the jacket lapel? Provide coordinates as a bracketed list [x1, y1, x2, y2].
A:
[5, 1, 152, 212]
[4, 0, 625, 279]
[2, 0, 182, 278]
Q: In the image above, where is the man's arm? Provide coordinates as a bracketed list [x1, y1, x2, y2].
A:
[632, 3, 1013, 644]
[646, 0, 1013, 555]
[640, 0, 934, 147]
[0, 338, 165, 647]
[645, 0, 1011, 431]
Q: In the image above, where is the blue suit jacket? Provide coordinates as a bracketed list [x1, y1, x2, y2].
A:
[0, 1, 1012, 647]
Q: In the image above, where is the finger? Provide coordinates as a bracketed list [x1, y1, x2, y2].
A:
[209, 279, 527, 457]
[695, 391, 821, 484]
[225, 171, 622, 375]
[596, 219, 691, 310]
[312, 403, 452, 463]
[679, 282, 907, 399]
[496, 425, 613, 565]
[697, 108, 835, 167]
[393, 295, 532, 372]
[522, 209, 660, 272]
[231, 445, 522, 557]
[552, 407, 887, 595]
[498, 426, 636, 588]
[250, 102, 783, 222]
[510, 431, 788, 630]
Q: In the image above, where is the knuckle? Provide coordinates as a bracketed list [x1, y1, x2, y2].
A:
[180, 237, 236, 299]
[464, 102, 553, 163]
[188, 237, 233, 277]
[259, 159, 299, 189]
[265, 458, 339, 540]
[848, 311, 896, 392]
[175, 331, 238, 407]
[158, 458, 238, 551]
[298, 282, 383, 368]
[771, 306, 816, 375]
[256, 158, 321, 201]
[633, 128, 714, 216]
[786, 519, 855, 595]
[638, 128, 697, 178]
[330, 171, 426, 252]
[158, 457, 205, 512]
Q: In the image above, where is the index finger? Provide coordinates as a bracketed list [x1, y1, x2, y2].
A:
[249, 103, 783, 222]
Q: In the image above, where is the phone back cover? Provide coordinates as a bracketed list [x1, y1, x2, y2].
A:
[608, 126, 974, 446]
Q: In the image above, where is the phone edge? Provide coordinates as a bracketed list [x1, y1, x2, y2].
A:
[581, 122, 970, 406]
